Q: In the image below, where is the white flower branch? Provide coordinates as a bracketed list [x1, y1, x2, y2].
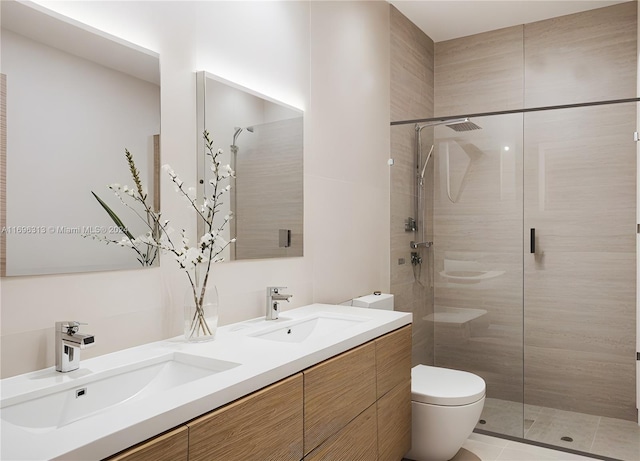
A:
[89, 131, 236, 337]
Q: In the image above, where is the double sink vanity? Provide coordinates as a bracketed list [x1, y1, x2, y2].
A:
[1, 304, 412, 460]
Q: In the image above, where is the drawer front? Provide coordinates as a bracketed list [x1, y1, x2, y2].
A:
[105, 426, 188, 461]
[375, 325, 411, 398]
[188, 373, 303, 461]
[303, 341, 377, 454]
[304, 405, 378, 461]
[377, 380, 411, 461]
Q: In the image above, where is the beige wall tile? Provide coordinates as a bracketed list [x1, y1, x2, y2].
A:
[523, 103, 636, 421]
[525, 345, 636, 421]
[525, 2, 637, 108]
[431, 112, 524, 403]
[435, 26, 524, 117]
[390, 4, 435, 365]
[235, 118, 303, 260]
[390, 6, 434, 121]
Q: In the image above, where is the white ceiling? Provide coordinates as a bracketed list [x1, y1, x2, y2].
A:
[389, 0, 631, 42]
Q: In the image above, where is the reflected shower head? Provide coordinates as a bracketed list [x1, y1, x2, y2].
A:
[233, 127, 243, 145]
[232, 126, 254, 149]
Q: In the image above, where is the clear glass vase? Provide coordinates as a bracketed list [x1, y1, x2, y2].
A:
[184, 264, 218, 342]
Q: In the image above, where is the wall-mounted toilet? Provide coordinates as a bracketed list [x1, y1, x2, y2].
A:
[406, 365, 486, 461]
[343, 293, 486, 461]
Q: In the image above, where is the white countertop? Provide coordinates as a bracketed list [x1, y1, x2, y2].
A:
[0, 304, 411, 461]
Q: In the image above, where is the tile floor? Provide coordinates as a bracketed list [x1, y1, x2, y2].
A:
[475, 398, 640, 461]
[449, 432, 606, 461]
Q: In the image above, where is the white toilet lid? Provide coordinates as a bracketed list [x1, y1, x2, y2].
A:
[412, 365, 486, 406]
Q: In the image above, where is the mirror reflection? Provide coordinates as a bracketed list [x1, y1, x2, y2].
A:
[1, 1, 161, 276]
[196, 72, 303, 260]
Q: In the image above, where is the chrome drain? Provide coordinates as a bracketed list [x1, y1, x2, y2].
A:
[478, 419, 486, 425]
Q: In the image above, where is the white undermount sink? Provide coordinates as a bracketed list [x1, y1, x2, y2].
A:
[1, 353, 239, 434]
[250, 312, 369, 343]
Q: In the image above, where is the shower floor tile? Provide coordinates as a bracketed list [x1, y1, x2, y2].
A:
[440, 433, 603, 461]
[478, 398, 640, 460]
[478, 398, 525, 437]
[525, 407, 600, 452]
[590, 416, 640, 461]
[497, 442, 602, 461]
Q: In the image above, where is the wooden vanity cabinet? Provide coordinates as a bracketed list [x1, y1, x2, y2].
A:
[105, 426, 188, 461]
[304, 404, 378, 461]
[303, 325, 412, 460]
[375, 325, 412, 461]
[187, 373, 304, 461]
[377, 379, 411, 460]
[303, 341, 377, 455]
[375, 325, 411, 397]
[102, 325, 411, 461]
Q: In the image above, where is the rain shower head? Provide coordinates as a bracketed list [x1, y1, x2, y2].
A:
[446, 118, 482, 132]
[416, 117, 482, 132]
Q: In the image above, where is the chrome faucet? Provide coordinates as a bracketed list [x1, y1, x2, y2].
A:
[55, 321, 95, 372]
[266, 287, 292, 320]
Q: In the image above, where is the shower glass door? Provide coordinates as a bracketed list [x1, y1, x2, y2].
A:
[522, 102, 637, 454]
[432, 113, 525, 438]
[429, 101, 637, 458]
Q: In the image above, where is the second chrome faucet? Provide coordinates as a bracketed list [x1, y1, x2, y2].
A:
[266, 287, 293, 320]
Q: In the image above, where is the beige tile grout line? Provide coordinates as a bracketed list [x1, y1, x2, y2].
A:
[588, 416, 602, 454]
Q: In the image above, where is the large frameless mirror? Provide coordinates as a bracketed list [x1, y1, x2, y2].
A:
[196, 71, 303, 261]
[1, 0, 161, 276]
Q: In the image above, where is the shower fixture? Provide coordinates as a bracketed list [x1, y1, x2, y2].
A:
[233, 126, 243, 145]
[232, 126, 254, 146]
[231, 126, 255, 155]
[419, 145, 434, 186]
[409, 117, 482, 250]
[415, 117, 481, 132]
[443, 118, 481, 132]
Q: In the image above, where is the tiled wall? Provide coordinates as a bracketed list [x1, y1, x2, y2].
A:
[524, 2, 636, 108]
[432, 112, 525, 408]
[390, 5, 435, 366]
[435, 2, 636, 115]
[235, 117, 303, 260]
[435, 25, 524, 116]
[431, 1, 637, 421]
[523, 102, 637, 420]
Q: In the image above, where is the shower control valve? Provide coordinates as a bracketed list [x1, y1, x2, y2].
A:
[405, 217, 417, 232]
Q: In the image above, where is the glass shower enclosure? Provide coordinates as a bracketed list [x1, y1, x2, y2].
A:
[393, 100, 637, 460]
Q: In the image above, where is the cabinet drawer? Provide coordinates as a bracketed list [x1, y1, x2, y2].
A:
[303, 341, 376, 454]
[304, 405, 378, 461]
[188, 373, 303, 461]
[105, 426, 188, 461]
[375, 325, 411, 398]
[377, 380, 411, 461]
